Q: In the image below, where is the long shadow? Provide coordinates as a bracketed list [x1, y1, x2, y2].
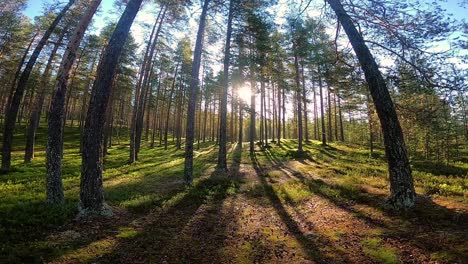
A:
[261, 152, 468, 262]
[92, 167, 240, 263]
[250, 152, 349, 263]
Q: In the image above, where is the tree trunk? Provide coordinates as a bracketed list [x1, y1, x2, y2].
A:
[301, 60, 309, 142]
[327, 0, 416, 209]
[164, 63, 179, 150]
[25, 27, 67, 163]
[135, 8, 166, 158]
[184, 0, 210, 184]
[217, 0, 234, 171]
[318, 69, 327, 145]
[80, 0, 143, 217]
[294, 49, 303, 152]
[337, 88, 345, 141]
[327, 82, 333, 142]
[46, 0, 100, 204]
[2, 0, 75, 170]
[277, 81, 281, 145]
[130, 7, 162, 162]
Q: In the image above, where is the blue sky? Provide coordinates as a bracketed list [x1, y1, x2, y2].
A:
[24, 0, 468, 20]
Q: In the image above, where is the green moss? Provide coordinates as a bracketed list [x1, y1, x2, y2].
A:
[361, 238, 398, 264]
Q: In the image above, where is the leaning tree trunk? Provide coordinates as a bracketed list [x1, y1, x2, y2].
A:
[80, 0, 143, 217]
[183, 0, 211, 185]
[217, 0, 235, 171]
[46, 0, 101, 205]
[130, 8, 161, 162]
[327, 0, 416, 209]
[25, 27, 68, 163]
[2, 0, 75, 170]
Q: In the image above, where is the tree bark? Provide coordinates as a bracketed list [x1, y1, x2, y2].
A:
[327, 0, 416, 209]
[164, 63, 179, 150]
[294, 48, 303, 152]
[184, 0, 210, 184]
[80, 0, 143, 216]
[25, 27, 67, 163]
[46, 0, 100, 204]
[217, 0, 235, 171]
[318, 68, 327, 145]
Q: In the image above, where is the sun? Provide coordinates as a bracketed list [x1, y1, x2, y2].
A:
[237, 85, 251, 103]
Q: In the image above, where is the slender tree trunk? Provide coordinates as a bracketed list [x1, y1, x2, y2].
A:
[318, 69, 326, 145]
[327, 0, 415, 209]
[294, 49, 303, 152]
[326, 82, 333, 142]
[5, 31, 38, 117]
[337, 88, 344, 141]
[184, 0, 210, 184]
[25, 28, 67, 163]
[277, 82, 281, 145]
[130, 8, 162, 162]
[136, 9, 166, 157]
[81, 0, 143, 216]
[2, 0, 75, 170]
[313, 80, 318, 140]
[217, 0, 234, 170]
[367, 92, 374, 156]
[46, 0, 100, 204]
[164, 63, 179, 150]
[301, 60, 309, 142]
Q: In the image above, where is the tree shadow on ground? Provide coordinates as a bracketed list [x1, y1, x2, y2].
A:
[259, 150, 468, 262]
[250, 151, 351, 263]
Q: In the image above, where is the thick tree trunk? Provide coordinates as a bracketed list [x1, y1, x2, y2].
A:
[80, 0, 143, 217]
[327, 0, 416, 209]
[184, 0, 210, 184]
[2, 0, 74, 170]
[46, 0, 100, 204]
[217, 0, 234, 171]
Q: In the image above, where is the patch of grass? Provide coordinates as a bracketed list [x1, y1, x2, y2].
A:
[116, 227, 138, 239]
[266, 170, 283, 178]
[361, 238, 398, 264]
[273, 179, 312, 204]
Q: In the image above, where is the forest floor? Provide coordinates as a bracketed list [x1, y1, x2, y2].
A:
[1, 126, 467, 263]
